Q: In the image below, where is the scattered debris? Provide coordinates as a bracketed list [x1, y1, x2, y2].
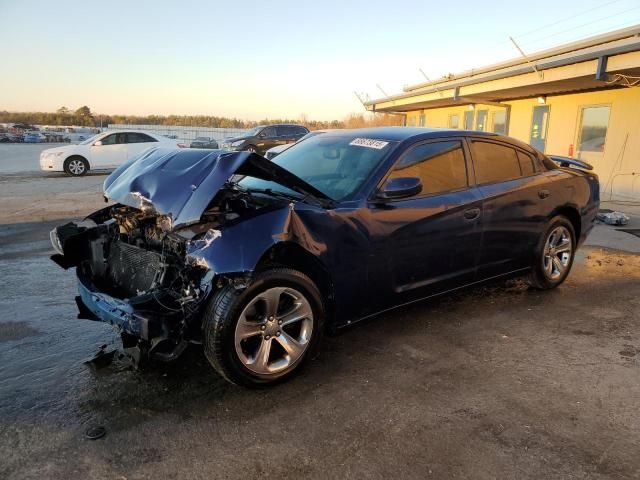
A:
[85, 425, 106, 440]
[84, 345, 116, 369]
[596, 210, 629, 226]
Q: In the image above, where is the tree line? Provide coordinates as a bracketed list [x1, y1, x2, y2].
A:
[0, 106, 404, 130]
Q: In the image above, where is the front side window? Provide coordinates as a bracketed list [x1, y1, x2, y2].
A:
[261, 126, 277, 138]
[238, 135, 396, 201]
[389, 141, 467, 196]
[99, 134, 117, 145]
[492, 111, 507, 134]
[471, 140, 521, 184]
[577, 106, 610, 153]
[449, 114, 460, 129]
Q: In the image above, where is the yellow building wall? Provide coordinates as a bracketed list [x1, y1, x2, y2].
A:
[404, 88, 640, 201]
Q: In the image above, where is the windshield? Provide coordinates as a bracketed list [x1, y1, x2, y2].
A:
[80, 133, 102, 145]
[238, 134, 396, 201]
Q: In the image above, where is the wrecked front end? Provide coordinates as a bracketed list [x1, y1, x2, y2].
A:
[51, 204, 222, 362]
[50, 147, 331, 364]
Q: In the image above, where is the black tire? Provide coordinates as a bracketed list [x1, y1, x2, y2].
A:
[63, 156, 89, 176]
[245, 145, 258, 154]
[203, 268, 324, 387]
[529, 215, 576, 290]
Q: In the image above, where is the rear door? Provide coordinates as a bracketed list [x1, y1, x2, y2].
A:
[367, 139, 484, 307]
[126, 132, 159, 159]
[89, 133, 127, 168]
[469, 138, 552, 278]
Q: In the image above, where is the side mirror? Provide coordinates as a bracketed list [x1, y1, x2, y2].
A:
[258, 132, 266, 139]
[377, 177, 422, 200]
[93, 140, 103, 146]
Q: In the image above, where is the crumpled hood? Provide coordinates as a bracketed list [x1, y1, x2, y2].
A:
[103, 147, 331, 229]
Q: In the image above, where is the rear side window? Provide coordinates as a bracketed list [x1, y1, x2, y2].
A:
[471, 141, 521, 184]
[389, 140, 468, 196]
[127, 133, 156, 143]
[276, 126, 292, 137]
[517, 150, 536, 176]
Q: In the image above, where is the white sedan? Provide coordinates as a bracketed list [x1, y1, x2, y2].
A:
[40, 130, 184, 176]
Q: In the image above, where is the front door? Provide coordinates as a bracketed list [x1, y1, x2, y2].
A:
[90, 133, 127, 168]
[530, 105, 550, 152]
[366, 139, 483, 308]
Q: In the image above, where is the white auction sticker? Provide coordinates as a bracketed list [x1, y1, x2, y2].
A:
[349, 138, 389, 149]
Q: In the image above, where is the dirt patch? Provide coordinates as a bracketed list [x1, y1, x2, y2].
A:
[0, 321, 39, 342]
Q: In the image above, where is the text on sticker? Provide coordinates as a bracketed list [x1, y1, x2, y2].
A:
[349, 138, 389, 149]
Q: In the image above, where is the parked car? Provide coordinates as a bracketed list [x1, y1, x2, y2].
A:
[40, 130, 184, 176]
[0, 133, 10, 143]
[49, 128, 599, 386]
[264, 130, 328, 160]
[220, 124, 309, 155]
[190, 137, 219, 149]
[23, 132, 46, 143]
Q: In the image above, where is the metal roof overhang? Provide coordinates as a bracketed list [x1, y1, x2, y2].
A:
[366, 28, 640, 113]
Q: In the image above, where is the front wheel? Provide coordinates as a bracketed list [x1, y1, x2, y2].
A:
[64, 156, 89, 176]
[529, 216, 576, 290]
[203, 268, 324, 387]
[245, 145, 258, 154]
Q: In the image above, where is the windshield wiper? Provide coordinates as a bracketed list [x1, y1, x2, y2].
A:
[240, 186, 334, 209]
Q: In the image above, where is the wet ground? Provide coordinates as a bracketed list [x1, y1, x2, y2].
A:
[1, 149, 640, 479]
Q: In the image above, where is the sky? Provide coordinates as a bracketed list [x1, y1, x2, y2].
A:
[0, 0, 639, 121]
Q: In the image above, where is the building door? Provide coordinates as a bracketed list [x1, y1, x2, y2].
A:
[464, 111, 474, 130]
[475, 110, 488, 131]
[530, 105, 549, 152]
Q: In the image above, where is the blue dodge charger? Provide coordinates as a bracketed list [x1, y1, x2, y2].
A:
[50, 127, 600, 386]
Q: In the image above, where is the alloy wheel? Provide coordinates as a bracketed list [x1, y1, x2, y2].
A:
[542, 226, 573, 280]
[234, 287, 313, 376]
[68, 159, 86, 175]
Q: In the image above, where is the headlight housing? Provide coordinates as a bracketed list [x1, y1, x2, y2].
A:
[50, 228, 64, 255]
[230, 140, 244, 147]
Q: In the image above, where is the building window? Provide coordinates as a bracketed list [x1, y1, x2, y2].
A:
[577, 106, 610, 153]
[418, 114, 426, 127]
[464, 111, 473, 130]
[449, 114, 460, 129]
[475, 110, 488, 131]
[492, 111, 507, 134]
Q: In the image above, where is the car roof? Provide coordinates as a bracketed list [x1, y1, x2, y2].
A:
[322, 126, 506, 141]
[319, 127, 538, 153]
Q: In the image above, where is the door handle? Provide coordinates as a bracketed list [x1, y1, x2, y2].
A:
[463, 207, 481, 220]
[538, 189, 551, 199]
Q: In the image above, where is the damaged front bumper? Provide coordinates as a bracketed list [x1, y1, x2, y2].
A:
[76, 267, 155, 339]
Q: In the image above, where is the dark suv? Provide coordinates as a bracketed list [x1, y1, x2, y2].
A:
[220, 124, 309, 155]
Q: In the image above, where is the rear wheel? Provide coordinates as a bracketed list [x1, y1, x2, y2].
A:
[203, 268, 324, 387]
[529, 216, 575, 290]
[64, 156, 89, 176]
